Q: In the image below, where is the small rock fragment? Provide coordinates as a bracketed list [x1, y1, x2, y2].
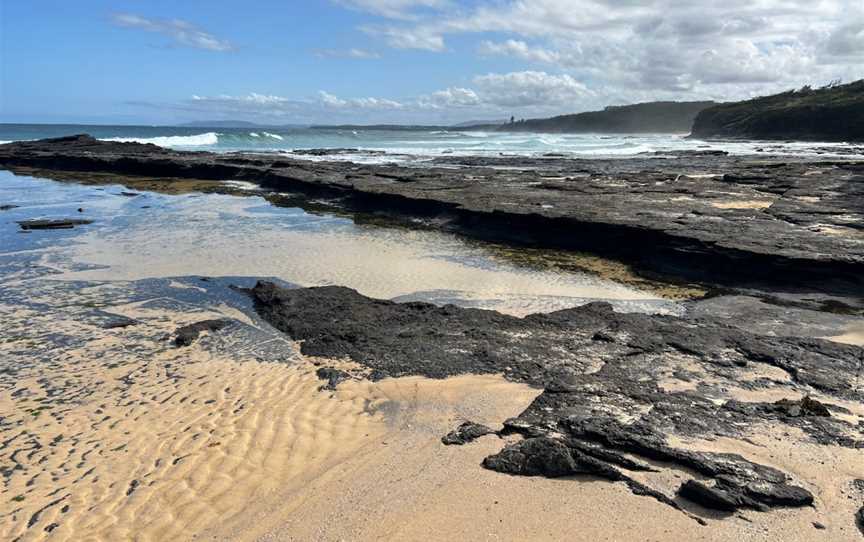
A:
[17, 218, 93, 230]
[773, 396, 831, 417]
[315, 367, 350, 390]
[442, 422, 495, 445]
[483, 437, 576, 477]
[173, 319, 231, 347]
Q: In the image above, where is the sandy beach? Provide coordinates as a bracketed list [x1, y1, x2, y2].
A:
[1, 270, 862, 541]
[1, 139, 863, 541]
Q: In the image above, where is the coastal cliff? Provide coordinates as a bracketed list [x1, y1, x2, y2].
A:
[691, 80, 864, 142]
[495, 101, 715, 133]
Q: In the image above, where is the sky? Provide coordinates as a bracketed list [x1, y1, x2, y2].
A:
[1, 0, 862, 125]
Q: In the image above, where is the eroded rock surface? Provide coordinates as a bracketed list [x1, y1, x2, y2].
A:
[250, 281, 864, 520]
[2, 135, 863, 308]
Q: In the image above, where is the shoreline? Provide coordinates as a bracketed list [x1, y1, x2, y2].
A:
[1, 138, 863, 539]
[2, 135, 863, 314]
[1, 273, 862, 540]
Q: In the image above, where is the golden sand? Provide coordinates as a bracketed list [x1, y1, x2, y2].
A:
[710, 200, 775, 210]
[0, 298, 542, 541]
[3, 292, 862, 541]
[824, 323, 864, 346]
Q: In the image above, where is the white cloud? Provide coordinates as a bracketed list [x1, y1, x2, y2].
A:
[319, 91, 404, 109]
[419, 87, 481, 108]
[356, 0, 864, 101]
[363, 25, 446, 51]
[314, 48, 381, 59]
[111, 13, 233, 52]
[479, 40, 561, 64]
[473, 71, 591, 107]
[824, 22, 864, 59]
[334, 0, 450, 20]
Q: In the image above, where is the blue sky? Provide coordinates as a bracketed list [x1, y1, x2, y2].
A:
[1, 0, 861, 125]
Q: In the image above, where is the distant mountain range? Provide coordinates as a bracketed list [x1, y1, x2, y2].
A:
[690, 80, 864, 142]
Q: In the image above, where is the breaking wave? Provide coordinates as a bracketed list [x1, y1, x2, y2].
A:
[101, 132, 220, 147]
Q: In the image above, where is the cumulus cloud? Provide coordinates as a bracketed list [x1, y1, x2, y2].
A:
[356, 0, 864, 101]
[479, 40, 562, 64]
[111, 13, 233, 52]
[473, 71, 591, 107]
[318, 91, 404, 109]
[419, 87, 481, 108]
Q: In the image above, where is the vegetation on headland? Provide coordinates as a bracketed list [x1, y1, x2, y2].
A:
[486, 101, 716, 134]
[690, 79, 864, 141]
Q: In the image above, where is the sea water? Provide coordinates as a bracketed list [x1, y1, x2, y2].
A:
[0, 124, 857, 164]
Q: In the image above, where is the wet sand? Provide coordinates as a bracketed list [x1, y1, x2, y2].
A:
[0, 172, 680, 316]
[827, 323, 864, 346]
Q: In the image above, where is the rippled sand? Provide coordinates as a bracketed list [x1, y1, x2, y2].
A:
[0, 289, 537, 541]
[3, 293, 860, 542]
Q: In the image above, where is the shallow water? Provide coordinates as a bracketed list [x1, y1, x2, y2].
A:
[0, 171, 680, 316]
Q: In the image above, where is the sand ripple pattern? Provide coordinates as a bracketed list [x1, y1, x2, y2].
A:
[0, 297, 389, 542]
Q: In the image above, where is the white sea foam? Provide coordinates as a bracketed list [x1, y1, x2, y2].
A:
[263, 132, 284, 140]
[101, 132, 220, 147]
[249, 132, 261, 137]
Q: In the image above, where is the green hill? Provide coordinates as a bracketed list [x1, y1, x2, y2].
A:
[690, 80, 864, 142]
[493, 101, 715, 134]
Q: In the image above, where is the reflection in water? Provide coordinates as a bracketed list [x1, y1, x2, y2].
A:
[2, 172, 680, 316]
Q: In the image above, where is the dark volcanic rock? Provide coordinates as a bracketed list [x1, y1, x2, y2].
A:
[249, 281, 862, 519]
[101, 316, 140, 329]
[17, 218, 93, 230]
[442, 421, 496, 445]
[173, 319, 232, 347]
[678, 480, 740, 512]
[482, 437, 578, 477]
[772, 396, 831, 417]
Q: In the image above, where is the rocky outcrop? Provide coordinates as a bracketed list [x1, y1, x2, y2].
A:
[249, 281, 864, 520]
[1, 135, 863, 308]
[691, 80, 864, 142]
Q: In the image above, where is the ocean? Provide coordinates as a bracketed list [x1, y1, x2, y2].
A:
[0, 124, 856, 164]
